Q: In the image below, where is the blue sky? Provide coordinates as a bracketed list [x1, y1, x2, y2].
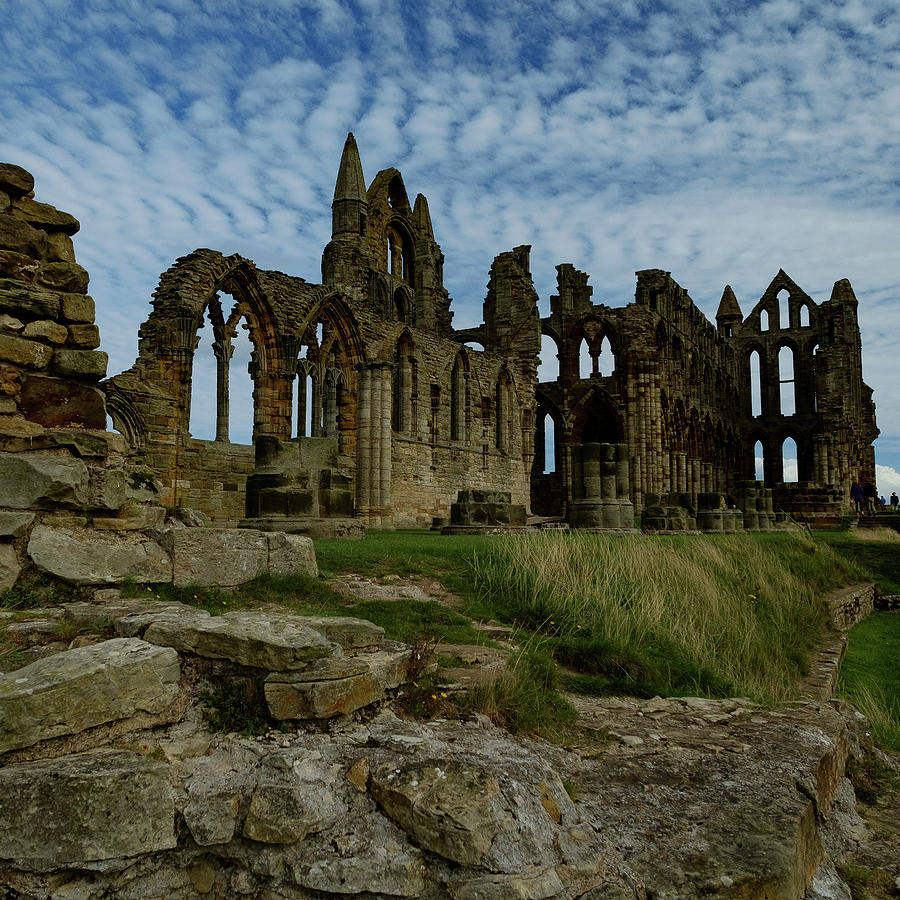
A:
[3, 0, 900, 495]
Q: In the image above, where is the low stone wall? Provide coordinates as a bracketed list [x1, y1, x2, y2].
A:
[826, 583, 875, 631]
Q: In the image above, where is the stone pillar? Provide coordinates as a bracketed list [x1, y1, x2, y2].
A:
[582, 445, 601, 498]
[378, 365, 392, 510]
[212, 338, 233, 442]
[310, 374, 322, 437]
[615, 444, 630, 499]
[601, 444, 616, 500]
[356, 365, 373, 514]
[297, 373, 307, 438]
[325, 375, 338, 438]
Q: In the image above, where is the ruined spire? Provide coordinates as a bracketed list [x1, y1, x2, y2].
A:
[331, 133, 368, 239]
[716, 285, 742, 321]
[413, 193, 434, 240]
[830, 278, 858, 306]
[333, 133, 366, 204]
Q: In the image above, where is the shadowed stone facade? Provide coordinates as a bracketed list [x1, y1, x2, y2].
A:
[6, 137, 874, 530]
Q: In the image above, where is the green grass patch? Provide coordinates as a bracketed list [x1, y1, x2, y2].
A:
[838, 611, 900, 751]
[471, 531, 867, 703]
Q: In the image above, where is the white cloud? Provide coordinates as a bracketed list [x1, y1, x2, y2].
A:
[1, 0, 897, 460]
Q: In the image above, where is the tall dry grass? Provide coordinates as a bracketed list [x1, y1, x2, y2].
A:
[472, 531, 869, 703]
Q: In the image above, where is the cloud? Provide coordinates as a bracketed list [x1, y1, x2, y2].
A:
[1, 0, 897, 461]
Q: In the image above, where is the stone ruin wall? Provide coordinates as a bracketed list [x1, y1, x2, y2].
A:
[2, 135, 881, 537]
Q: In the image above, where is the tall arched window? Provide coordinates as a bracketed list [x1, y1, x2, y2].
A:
[782, 437, 798, 483]
[189, 294, 254, 444]
[539, 333, 559, 382]
[759, 308, 769, 332]
[778, 345, 795, 416]
[597, 335, 615, 377]
[579, 336, 592, 379]
[799, 304, 810, 327]
[777, 289, 790, 330]
[754, 440, 765, 481]
[749, 350, 762, 417]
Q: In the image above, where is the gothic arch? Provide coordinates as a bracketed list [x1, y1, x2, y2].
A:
[570, 385, 623, 444]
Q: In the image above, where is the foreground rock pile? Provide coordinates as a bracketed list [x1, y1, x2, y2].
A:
[1, 583, 897, 899]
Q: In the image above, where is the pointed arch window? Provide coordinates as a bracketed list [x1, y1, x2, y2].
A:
[777, 289, 790, 329]
[749, 350, 762, 418]
[190, 293, 254, 444]
[778, 345, 795, 416]
[759, 308, 769, 332]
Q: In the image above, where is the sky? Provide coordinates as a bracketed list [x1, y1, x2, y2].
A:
[3, 0, 899, 497]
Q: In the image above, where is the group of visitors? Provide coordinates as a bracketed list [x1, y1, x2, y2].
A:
[851, 482, 899, 514]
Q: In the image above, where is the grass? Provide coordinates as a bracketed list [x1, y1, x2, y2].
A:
[838, 611, 900, 751]
[121, 570, 487, 646]
[471, 530, 868, 703]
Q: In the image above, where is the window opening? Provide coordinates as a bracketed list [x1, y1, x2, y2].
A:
[782, 437, 798, 483]
[749, 350, 762, 417]
[597, 335, 615, 377]
[754, 440, 765, 481]
[777, 289, 790, 329]
[778, 345, 795, 416]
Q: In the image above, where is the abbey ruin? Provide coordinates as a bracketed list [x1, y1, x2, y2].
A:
[2, 134, 881, 539]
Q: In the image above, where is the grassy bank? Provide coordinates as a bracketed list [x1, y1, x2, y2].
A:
[472, 531, 868, 703]
[839, 611, 900, 752]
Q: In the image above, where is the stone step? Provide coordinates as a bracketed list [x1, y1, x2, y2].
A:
[0, 638, 180, 754]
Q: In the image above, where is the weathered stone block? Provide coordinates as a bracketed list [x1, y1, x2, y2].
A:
[266, 531, 318, 578]
[19, 375, 107, 429]
[0, 638, 180, 753]
[162, 527, 269, 587]
[0, 510, 34, 537]
[242, 752, 339, 844]
[53, 348, 108, 380]
[0, 333, 53, 368]
[0, 543, 20, 591]
[265, 671, 380, 719]
[297, 615, 384, 649]
[0, 163, 35, 197]
[11, 197, 80, 235]
[0, 749, 176, 865]
[60, 291, 95, 323]
[90, 466, 129, 510]
[143, 610, 334, 670]
[46, 231, 75, 262]
[67, 323, 101, 348]
[0, 313, 23, 333]
[0, 249, 38, 281]
[22, 319, 67, 343]
[370, 761, 512, 865]
[0, 280, 60, 319]
[0, 453, 90, 508]
[27, 525, 173, 584]
[36, 260, 89, 293]
[0, 216, 47, 258]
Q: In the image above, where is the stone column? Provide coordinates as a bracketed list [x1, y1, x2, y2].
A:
[310, 374, 322, 437]
[356, 365, 373, 514]
[212, 338, 234, 442]
[601, 444, 617, 500]
[378, 365, 392, 510]
[297, 372, 307, 438]
[615, 444, 630, 499]
[325, 374, 338, 437]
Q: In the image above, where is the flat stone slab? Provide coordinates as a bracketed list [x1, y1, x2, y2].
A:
[163, 528, 269, 587]
[27, 525, 172, 585]
[142, 610, 335, 671]
[0, 638, 180, 754]
[264, 643, 413, 720]
[0, 453, 89, 509]
[0, 749, 176, 866]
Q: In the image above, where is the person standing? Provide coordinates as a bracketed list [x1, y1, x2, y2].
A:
[851, 482, 864, 514]
[863, 482, 877, 515]
[891, 491, 899, 512]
